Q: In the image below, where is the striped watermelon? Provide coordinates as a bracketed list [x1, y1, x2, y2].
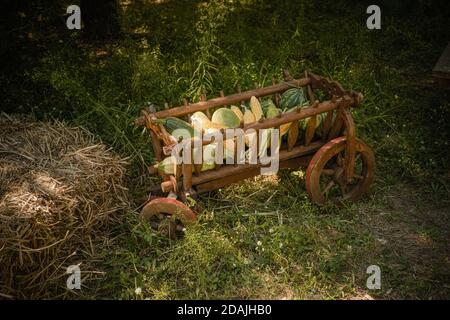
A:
[280, 88, 308, 110]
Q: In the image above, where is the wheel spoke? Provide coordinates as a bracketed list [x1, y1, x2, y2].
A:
[353, 173, 364, 180]
[338, 182, 347, 195]
[306, 137, 375, 204]
[150, 221, 160, 229]
[322, 180, 335, 195]
[140, 197, 197, 240]
[337, 153, 344, 166]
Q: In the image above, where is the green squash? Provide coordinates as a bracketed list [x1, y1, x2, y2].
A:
[261, 99, 277, 114]
[211, 108, 241, 128]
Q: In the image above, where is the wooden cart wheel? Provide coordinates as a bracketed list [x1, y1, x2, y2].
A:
[306, 137, 375, 204]
[140, 197, 197, 239]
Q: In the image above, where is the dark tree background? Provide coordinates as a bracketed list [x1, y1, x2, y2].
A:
[80, 0, 120, 39]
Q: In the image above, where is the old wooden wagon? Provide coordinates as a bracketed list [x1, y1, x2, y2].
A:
[135, 71, 375, 238]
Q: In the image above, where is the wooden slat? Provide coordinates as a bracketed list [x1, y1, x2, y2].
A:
[304, 116, 316, 146]
[304, 101, 319, 146]
[182, 163, 193, 191]
[342, 109, 356, 181]
[149, 130, 163, 161]
[287, 121, 299, 151]
[304, 86, 318, 146]
[328, 107, 344, 140]
[322, 110, 334, 137]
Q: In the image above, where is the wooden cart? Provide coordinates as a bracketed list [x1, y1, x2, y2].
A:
[135, 71, 375, 238]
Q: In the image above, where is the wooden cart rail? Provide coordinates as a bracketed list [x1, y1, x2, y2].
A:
[135, 72, 363, 125]
[136, 77, 310, 123]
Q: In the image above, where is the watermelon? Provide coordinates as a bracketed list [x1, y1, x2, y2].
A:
[211, 108, 241, 128]
[156, 117, 199, 142]
[265, 104, 281, 118]
[261, 99, 277, 114]
[280, 88, 308, 110]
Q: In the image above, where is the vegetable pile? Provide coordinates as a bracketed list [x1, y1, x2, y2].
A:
[154, 87, 327, 174]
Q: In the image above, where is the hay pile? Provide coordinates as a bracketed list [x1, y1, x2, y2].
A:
[0, 114, 129, 299]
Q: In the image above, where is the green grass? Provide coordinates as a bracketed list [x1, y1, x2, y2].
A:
[1, 0, 449, 299]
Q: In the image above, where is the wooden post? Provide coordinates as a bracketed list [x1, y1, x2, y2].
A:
[304, 100, 319, 146]
[200, 94, 211, 119]
[342, 109, 356, 182]
[287, 121, 299, 151]
[283, 69, 293, 81]
[149, 130, 163, 161]
[182, 163, 193, 192]
[328, 104, 344, 140]
[322, 95, 336, 138]
[272, 77, 281, 107]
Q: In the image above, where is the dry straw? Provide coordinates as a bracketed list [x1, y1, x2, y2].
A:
[0, 114, 129, 299]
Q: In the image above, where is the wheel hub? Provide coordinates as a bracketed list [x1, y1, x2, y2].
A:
[140, 197, 197, 239]
[305, 137, 376, 204]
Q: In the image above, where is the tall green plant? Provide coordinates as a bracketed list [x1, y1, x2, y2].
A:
[187, 1, 230, 99]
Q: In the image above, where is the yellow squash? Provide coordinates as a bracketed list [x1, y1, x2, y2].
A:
[191, 111, 223, 130]
[242, 106, 256, 147]
[250, 96, 263, 121]
[230, 105, 244, 122]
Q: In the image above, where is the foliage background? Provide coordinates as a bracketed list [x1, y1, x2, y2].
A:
[0, 0, 449, 299]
